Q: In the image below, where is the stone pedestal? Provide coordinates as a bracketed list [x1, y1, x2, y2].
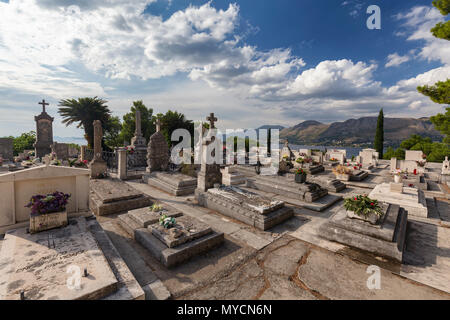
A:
[390, 182, 403, 193]
[143, 171, 197, 196]
[442, 157, 450, 175]
[319, 204, 408, 262]
[117, 148, 127, 180]
[221, 166, 246, 186]
[90, 120, 107, 179]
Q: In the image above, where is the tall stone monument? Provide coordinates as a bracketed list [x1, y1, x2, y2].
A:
[90, 120, 107, 179]
[0, 138, 13, 161]
[34, 99, 54, 158]
[196, 113, 222, 192]
[130, 109, 147, 167]
[146, 118, 169, 172]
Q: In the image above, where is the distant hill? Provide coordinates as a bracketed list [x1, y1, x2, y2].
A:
[257, 125, 285, 131]
[279, 117, 443, 147]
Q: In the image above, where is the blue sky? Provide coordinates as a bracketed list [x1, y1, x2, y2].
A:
[0, 0, 449, 138]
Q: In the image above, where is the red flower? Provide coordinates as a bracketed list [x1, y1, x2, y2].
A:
[370, 203, 374, 206]
[354, 197, 357, 201]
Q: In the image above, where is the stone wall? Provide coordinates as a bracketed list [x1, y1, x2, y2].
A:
[0, 165, 90, 233]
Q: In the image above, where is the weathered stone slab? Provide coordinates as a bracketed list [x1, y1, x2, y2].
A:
[29, 210, 68, 234]
[319, 204, 408, 262]
[90, 179, 152, 216]
[151, 215, 213, 248]
[350, 170, 369, 181]
[0, 218, 118, 300]
[369, 183, 428, 218]
[135, 218, 224, 268]
[128, 206, 183, 228]
[301, 174, 345, 192]
[196, 187, 294, 231]
[143, 171, 197, 196]
[207, 185, 285, 214]
[246, 175, 328, 203]
[91, 179, 144, 203]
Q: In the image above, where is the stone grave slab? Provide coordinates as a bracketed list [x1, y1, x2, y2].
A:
[151, 215, 213, 248]
[246, 174, 328, 202]
[350, 170, 369, 181]
[90, 179, 152, 216]
[319, 204, 408, 262]
[303, 164, 325, 175]
[302, 174, 346, 192]
[0, 218, 118, 300]
[221, 167, 246, 186]
[195, 186, 294, 231]
[118, 205, 183, 238]
[143, 171, 197, 196]
[369, 183, 428, 218]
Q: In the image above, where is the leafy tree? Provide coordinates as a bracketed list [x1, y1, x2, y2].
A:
[58, 97, 112, 148]
[119, 101, 154, 145]
[155, 110, 194, 148]
[430, 0, 450, 40]
[383, 147, 405, 160]
[104, 116, 123, 149]
[417, 80, 450, 105]
[374, 109, 384, 158]
[4, 131, 36, 156]
[430, 107, 450, 144]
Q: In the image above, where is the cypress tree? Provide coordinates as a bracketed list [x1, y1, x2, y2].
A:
[374, 109, 384, 159]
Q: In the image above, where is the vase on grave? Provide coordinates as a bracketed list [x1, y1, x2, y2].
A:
[394, 174, 402, 183]
[26, 191, 70, 234]
[294, 168, 307, 183]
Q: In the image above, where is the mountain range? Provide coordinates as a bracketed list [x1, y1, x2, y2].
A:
[276, 117, 443, 147]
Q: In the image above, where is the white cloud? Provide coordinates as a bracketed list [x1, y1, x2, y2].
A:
[385, 53, 410, 68]
[395, 6, 450, 65]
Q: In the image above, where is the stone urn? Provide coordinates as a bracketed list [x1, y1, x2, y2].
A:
[394, 174, 402, 183]
[346, 210, 380, 225]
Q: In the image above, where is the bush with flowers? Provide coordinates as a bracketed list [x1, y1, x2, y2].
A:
[126, 146, 136, 154]
[344, 195, 383, 218]
[25, 191, 71, 216]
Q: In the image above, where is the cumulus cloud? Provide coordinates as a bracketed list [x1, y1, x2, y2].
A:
[385, 53, 410, 68]
[395, 6, 450, 65]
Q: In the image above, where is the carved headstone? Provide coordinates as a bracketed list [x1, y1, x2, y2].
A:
[146, 118, 169, 172]
[51, 142, 69, 160]
[0, 138, 13, 161]
[130, 110, 148, 167]
[196, 113, 222, 192]
[34, 99, 54, 158]
[90, 120, 107, 178]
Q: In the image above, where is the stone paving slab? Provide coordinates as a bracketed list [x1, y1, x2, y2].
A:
[0, 218, 118, 300]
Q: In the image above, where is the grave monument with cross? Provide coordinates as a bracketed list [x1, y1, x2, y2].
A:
[129, 109, 148, 167]
[146, 118, 169, 172]
[34, 99, 54, 158]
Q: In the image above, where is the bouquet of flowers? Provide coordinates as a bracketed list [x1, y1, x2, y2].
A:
[344, 195, 383, 218]
[295, 168, 306, 175]
[330, 158, 338, 162]
[333, 165, 352, 175]
[159, 214, 176, 229]
[126, 146, 135, 154]
[150, 202, 163, 212]
[25, 191, 71, 216]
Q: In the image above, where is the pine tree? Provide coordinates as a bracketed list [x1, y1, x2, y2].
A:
[374, 109, 384, 159]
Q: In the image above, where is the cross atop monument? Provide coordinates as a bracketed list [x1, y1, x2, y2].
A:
[154, 118, 162, 132]
[38, 99, 49, 113]
[207, 113, 217, 129]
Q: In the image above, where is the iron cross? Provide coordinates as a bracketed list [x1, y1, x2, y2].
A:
[38, 99, 49, 113]
[207, 113, 217, 129]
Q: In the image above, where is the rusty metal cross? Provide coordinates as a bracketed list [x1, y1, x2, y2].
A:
[207, 113, 217, 129]
[38, 99, 49, 113]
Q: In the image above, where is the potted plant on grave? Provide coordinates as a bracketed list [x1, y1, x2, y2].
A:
[294, 168, 307, 183]
[332, 165, 352, 181]
[344, 195, 384, 225]
[159, 214, 176, 229]
[25, 191, 71, 233]
[126, 145, 135, 154]
[330, 157, 339, 162]
[393, 169, 404, 183]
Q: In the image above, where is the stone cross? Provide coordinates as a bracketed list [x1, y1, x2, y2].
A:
[134, 110, 142, 137]
[93, 120, 103, 160]
[207, 113, 217, 129]
[154, 118, 161, 132]
[38, 99, 49, 113]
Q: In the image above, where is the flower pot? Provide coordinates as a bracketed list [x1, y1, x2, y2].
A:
[295, 173, 306, 183]
[29, 210, 68, 234]
[394, 175, 402, 183]
[346, 210, 380, 225]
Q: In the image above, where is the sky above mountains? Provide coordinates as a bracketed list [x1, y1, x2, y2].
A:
[0, 0, 449, 137]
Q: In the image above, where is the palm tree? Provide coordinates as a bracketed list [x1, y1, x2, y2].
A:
[58, 97, 112, 148]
